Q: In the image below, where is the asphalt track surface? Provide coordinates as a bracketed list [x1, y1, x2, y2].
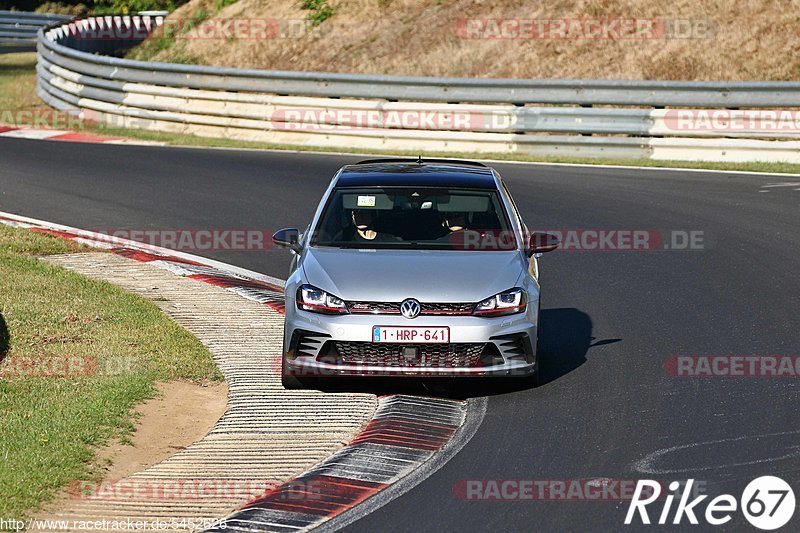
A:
[2, 138, 799, 531]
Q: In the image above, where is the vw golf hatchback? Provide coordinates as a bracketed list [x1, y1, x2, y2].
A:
[273, 158, 558, 389]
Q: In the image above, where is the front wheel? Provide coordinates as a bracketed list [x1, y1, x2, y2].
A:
[513, 364, 539, 388]
[280, 357, 305, 389]
[281, 371, 305, 390]
[523, 333, 541, 387]
[532, 329, 542, 386]
[529, 365, 540, 387]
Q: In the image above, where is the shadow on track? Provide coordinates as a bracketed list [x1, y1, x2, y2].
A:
[539, 307, 619, 385]
[313, 307, 615, 400]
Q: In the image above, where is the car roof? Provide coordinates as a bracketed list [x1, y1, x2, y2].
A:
[336, 158, 498, 190]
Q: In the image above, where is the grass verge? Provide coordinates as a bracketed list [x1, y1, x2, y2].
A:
[4, 51, 800, 175]
[0, 224, 221, 521]
[0, 53, 50, 124]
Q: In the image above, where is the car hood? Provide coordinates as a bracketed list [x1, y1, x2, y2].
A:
[301, 247, 526, 302]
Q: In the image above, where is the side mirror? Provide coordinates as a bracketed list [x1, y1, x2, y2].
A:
[528, 232, 559, 256]
[272, 228, 302, 253]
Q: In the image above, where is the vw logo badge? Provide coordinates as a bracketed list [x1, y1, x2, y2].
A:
[400, 298, 421, 319]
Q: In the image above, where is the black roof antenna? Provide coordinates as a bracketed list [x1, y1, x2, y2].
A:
[416, 155, 424, 165]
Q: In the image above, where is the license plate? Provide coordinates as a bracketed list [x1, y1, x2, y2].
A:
[372, 326, 450, 344]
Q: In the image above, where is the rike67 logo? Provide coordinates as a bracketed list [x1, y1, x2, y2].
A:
[625, 477, 795, 530]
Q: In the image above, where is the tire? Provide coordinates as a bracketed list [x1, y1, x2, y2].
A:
[529, 301, 542, 387]
[281, 357, 305, 390]
[523, 332, 541, 388]
[505, 331, 539, 388]
[281, 372, 305, 390]
[513, 363, 539, 388]
[528, 365, 540, 388]
[532, 329, 542, 386]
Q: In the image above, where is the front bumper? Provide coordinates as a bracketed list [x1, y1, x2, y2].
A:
[283, 309, 538, 378]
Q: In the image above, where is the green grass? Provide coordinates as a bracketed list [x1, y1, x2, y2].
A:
[0, 53, 50, 125]
[301, 0, 334, 27]
[0, 226, 88, 256]
[0, 224, 221, 521]
[5, 51, 800, 174]
[214, 0, 239, 9]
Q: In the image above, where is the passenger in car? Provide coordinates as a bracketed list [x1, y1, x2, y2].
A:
[350, 209, 402, 243]
[352, 209, 378, 240]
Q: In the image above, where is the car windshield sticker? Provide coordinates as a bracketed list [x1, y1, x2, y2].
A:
[357, 195, 376, 207]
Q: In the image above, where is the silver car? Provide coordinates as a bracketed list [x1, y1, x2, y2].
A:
[273, 158, 558, 389]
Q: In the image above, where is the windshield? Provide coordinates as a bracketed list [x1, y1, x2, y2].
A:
[311, 187, 517, 250]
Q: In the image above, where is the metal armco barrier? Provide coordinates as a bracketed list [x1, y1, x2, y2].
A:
[34, 15, 800, 162]
[1, 10, 70, 49]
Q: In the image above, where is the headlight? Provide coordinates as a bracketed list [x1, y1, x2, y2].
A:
[473, 288, 527, 317]
[296, 284, 349, 314]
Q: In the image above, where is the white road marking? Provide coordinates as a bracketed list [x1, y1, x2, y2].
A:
[633, 430, 800, 475]
[761, 182, 800, 188]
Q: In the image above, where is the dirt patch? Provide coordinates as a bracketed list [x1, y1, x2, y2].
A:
[97, 381, 228, 480]
[38, 380, 227, 516]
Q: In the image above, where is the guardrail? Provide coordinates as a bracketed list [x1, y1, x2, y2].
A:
[1, 10, 70, 49]
[34, 15, 800, 162]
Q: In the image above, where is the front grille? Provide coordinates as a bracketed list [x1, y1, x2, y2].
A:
[348, 301, 474, 315]
[331, 341, 485, 368]
[420, 302, 475, 315]
[348, 301, 400, 314]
